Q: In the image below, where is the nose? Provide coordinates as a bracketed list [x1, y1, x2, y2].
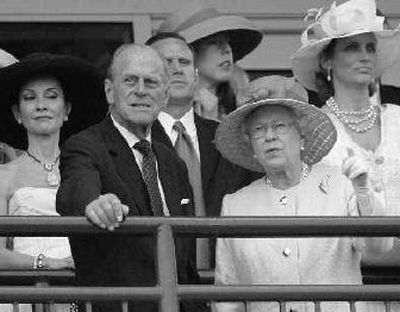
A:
[221, 43, 233, 56]
[169, 60, 184, 77]
[35, 96, 47, 111]
[134, 78, 146, 96]
[264, 126, 277, 141]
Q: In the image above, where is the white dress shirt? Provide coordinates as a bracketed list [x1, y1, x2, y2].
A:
[158, 108, 201, 161]
[111, 115, 169, 216]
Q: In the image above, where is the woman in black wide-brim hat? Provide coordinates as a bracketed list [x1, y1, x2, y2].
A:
[0, 53, 106, 312]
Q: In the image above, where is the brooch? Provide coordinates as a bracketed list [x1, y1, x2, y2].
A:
[319, 174, 331, 194]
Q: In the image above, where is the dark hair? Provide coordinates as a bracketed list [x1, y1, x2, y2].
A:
[146, 31, 187, 46]
[146, 32, 195, 56]
[315, 39, 337, 104]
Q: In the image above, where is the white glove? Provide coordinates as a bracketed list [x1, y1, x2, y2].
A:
[342, 148, 370, 192]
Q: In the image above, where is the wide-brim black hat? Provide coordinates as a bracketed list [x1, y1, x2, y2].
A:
[0, 53, 108, 149]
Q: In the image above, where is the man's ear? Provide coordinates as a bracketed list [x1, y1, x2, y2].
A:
[104, 78, 115, 105]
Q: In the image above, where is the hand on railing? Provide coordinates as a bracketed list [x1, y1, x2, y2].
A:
[85, 193, 130, 231]
[45, 256, 74, 270]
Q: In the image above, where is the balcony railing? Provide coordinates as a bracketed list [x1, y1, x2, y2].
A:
[1, 216, 400, 312]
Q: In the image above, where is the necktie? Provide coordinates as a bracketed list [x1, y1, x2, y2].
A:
[133, 140, 164, 216]
[173, 121, 209, 269]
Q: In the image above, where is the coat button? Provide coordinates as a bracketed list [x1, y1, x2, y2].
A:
[283, 247, 291, 257]
[375, 156, 384, 165]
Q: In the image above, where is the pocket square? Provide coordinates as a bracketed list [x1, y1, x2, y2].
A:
[181, 198, 190, 205]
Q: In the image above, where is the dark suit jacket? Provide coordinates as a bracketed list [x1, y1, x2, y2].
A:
[152, 113, 260, 218]
[56, 115, 206, 312]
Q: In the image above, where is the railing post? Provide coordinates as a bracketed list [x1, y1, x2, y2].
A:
[156, 224, 179, 312]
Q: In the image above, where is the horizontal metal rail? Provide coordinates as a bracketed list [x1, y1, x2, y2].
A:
[0, 216, 400, 236]
[2, 216, 400, 312]
[0, 285, 400, 302]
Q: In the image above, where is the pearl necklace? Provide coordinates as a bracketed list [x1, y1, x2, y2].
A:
[26, 151, 60, 187]
[326, 97, 377, 133]
[264, 163, 310, 188]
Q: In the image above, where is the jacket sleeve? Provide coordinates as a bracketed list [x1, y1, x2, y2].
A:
[56, 134, 103, 217]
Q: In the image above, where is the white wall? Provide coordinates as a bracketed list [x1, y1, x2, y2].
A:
[0, 0, 398, 84]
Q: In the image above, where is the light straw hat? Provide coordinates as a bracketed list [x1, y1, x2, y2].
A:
[215, 76, 337, 172]
[291, 0, 400, 91]
[158, 0, 263, 62]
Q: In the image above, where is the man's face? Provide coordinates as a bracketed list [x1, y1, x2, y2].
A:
[105, 47, 168, 130]
[151, 38, 197, 103]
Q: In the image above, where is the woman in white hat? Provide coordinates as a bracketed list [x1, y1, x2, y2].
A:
[158, 0, 262, 120]
[0, 53, 106, 312]
[292, 0, 400, 269]
[213, 76, 391, 312]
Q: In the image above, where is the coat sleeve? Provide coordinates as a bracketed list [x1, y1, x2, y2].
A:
[56, 134, 103, 217]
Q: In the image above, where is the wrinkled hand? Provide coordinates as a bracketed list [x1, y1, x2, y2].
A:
[85, 194, 129, 231]
[342, 148, 369, 190]
[194, 88, 219, 120]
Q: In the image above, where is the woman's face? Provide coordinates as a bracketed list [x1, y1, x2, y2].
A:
[245, 105, 302, 172]
[12, 76, 71, 136]
[326, 33, 377, 86]
[194, 33, 234, 85]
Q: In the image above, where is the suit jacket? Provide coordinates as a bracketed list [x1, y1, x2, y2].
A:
[56, 115, 206, 312]
[152, 113, 260, 218]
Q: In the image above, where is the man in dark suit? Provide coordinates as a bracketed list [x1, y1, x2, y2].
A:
[56, 44, 205, 312]
[147, 33, 260, 270]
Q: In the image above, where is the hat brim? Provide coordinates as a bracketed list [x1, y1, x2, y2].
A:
[292, 29, 400, 91]
[215, 99, 337, 172]
[0, 54, 107, 149]
[180, 15, 263, 61]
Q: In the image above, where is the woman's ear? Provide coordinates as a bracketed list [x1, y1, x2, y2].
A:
[11, 105, 21, 124]
[64, 102, 72, 121]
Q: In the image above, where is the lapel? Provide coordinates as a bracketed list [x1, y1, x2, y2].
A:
[194, 114, 220, 193]
[153, 142, 184, 217]
[151, 119, 174, 149]
[100, 115, 151, 216]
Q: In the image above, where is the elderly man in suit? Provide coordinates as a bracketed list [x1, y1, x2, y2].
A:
[147, 32, 260, 270]
[56, 44, 206, 312]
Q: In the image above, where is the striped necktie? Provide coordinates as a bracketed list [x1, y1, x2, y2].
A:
[133, 140, 164, 216]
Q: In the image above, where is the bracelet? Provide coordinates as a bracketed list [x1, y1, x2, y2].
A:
[33, 254, 46, 270]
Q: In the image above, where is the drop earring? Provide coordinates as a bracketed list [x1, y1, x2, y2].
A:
[327, 67, 331, 82]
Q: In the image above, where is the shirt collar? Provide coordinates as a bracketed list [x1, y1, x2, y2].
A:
[110, 114, 151, 148]
[158, 107, 197, 136]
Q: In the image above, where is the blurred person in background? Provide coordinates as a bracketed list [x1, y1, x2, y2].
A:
[158, 0, 262, 120]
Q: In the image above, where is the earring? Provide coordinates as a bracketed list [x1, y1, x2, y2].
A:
[16, 117, 21, 124]
[327, 67, 331, 82]
[300, 146, 305, 151]
[64, 116, 69, 122]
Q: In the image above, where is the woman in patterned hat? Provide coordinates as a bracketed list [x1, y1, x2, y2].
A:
[0, 53, 106, 312]
[213, 76, 391, 312]
[158, 0, 262, 120]
[292, 0, 400, 273]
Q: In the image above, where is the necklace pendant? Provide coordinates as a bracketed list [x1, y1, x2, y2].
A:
[44, 163, 54, 171]
[47, 171, 60, 187]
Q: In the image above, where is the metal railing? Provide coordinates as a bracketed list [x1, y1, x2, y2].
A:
[2, 216, 400, 312]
